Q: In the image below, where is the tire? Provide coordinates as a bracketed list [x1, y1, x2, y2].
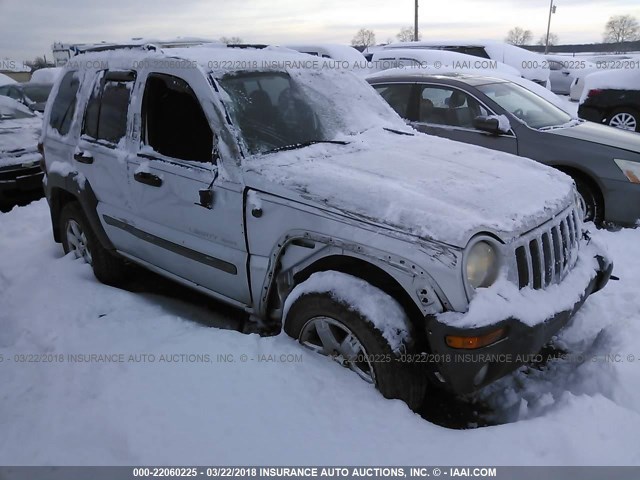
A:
[572, 175, 603, 225]
[59, 202, 127, 286]
[284, 291, 428, 411]
[608, 108, 639, 132]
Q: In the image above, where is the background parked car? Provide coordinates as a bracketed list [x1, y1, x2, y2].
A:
[367, 71, 640, 226]
[578, 70, 640, 133]
[369, 49, 521, 77]
[0, 82, 54, 113]
[545, 55, 598, 95]
[30, 67, 64, 84]
[285, 44, 365, 64]
[0, 73, 16, 87]
[383, 40, 551, 86]
[0, 97, 44, 211]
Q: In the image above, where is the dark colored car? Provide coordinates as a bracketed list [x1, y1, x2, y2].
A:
[0, 82, 53, 113]
[367, 71, 640, 226]
[579, 87, 640, 133]
[0, 97, 44, 211]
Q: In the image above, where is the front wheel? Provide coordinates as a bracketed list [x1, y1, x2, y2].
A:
[608, 108, 639, 132]
[572, 176, 603, 225]
[284, 287, 428, 411]
[59, 202, 127, 285]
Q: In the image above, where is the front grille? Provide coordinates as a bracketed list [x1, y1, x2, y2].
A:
[514, 208, 581, 290]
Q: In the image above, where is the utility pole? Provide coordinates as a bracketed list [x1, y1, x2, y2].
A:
[414, 0, 419, 41]
[544, 0, 556, 54]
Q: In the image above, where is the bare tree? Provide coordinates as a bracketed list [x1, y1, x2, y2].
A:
[505, 27, 533, 46]
[351, 28, 376, 48]
[25, 56, 53, 71]
[219, 36, 244, 45]
[396, 26, 421, 42]
[538, 33, 559, 47]
[603, 15, 639, 44]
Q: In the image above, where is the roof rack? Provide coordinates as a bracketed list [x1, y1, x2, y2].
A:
[69, 38, 219, 56]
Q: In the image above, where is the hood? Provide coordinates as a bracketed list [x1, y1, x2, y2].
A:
[243, 129, 574, 247]
[549, 121, 640, 154]
[0, 116, 41, 168]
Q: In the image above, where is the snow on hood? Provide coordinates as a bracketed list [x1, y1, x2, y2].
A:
[244, 128, 573, 247]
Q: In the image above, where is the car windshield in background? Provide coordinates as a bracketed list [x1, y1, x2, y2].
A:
[22, 84, 52, 103]
[218, 72, 328, 155]
[477, 82, 573, 129]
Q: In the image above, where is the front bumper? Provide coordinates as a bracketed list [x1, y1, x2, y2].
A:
[0, 161, 44, 205]
[424, 255, 613, 395]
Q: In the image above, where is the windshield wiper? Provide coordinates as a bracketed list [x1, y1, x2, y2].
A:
[262, 140, 348, 154]
[383, 127, 414, 136]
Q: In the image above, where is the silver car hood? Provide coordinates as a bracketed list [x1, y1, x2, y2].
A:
[243, 129, 574, 247]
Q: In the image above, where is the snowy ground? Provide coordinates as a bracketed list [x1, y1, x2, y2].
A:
[1, 200, 640, 466]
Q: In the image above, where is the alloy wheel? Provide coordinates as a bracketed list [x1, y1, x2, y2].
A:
[299, 316, 375, 383]
[65, 219, 93, 264]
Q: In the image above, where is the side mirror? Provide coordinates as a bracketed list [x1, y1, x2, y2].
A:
[473, 115, 501, 135]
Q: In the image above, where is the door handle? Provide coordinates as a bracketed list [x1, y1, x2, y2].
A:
[134, 171, 163, 187]
[74, 151, 93, 164]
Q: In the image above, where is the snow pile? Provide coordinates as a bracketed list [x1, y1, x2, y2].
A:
[580, 70, 640, 103]
[244, 128, 573, 246]
[283, 271, 411, 351]
[1, 200, 640, 465]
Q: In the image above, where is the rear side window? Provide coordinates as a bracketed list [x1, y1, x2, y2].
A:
[83, 70, 135, 144]
[49, 71, 80, 136]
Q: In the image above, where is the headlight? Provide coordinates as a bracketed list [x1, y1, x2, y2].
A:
[465, 240, 500, 289]
[614, 159, 640, 184]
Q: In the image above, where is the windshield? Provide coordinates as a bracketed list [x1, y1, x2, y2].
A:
[0, 97, 35, 119]
[216, 69, 407, 155]
[22, 84, 52, 103]
[476, 81, 572, 129]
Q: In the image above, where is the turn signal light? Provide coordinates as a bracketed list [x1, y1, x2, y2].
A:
[445, 328, 506, 350]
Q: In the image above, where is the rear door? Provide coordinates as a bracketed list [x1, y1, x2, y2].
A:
[74, 69, 137, 252]
[123, 69, 250, 306]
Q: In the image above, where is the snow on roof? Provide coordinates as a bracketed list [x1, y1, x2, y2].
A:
[65, 45, 314, 75]
[370, 48, 521, 76]
[580, 69, 640, 103]
[385, 40, 550, 82]
[285, 44, 365, 63]
[30, 67, 64, 84]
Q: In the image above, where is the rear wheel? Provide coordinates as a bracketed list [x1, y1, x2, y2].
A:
[59, 202, 127, 285]
[285, 288, 428, 411]
[608, 108, 639, 132]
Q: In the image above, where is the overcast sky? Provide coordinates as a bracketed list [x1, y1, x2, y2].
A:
[1, 0, 639, 61]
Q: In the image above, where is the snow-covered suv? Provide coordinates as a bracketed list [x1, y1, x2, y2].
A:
[40, 45, 612, 411]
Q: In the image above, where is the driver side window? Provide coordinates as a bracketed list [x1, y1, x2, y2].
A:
[141, 73, 214, 163]
[418, 85, 488, 129]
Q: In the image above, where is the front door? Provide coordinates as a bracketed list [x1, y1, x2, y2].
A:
[123, 70, 250, 306]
